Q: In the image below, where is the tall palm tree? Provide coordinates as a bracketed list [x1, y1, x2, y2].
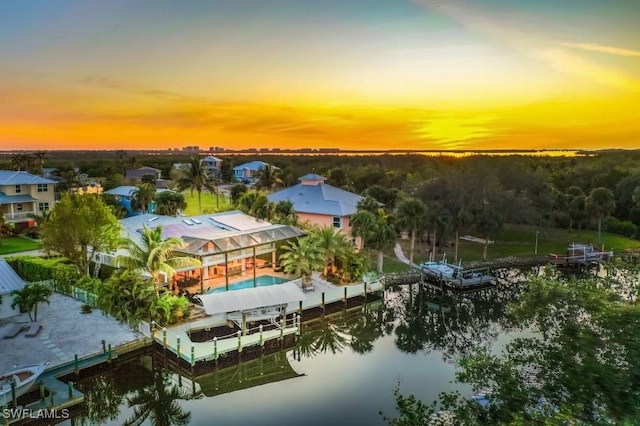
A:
[131, 183, 156, 214]
[254, 164, 282, 193]
[279, 237, 323, 284]
[585, 187, 616, 244]
[115, 150, 128, 175]
[395, 198, 427, 265]
[368, 209, 397, 274]
[11, 153, 30, 171]
[175, 157, 215, 214]
[33, 151, 46, 176]
[11, 282, 53, 322]
[350, 209, 376, 250]
[115, 226, 201, 298]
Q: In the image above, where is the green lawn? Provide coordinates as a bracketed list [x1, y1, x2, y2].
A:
[395, 224, 640, 267]
[182, 191, 234, 216]
[0, 236, 41, 255]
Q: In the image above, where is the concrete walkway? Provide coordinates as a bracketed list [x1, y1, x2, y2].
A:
[394, 243, 420, 269]
[0, 294, 142, 372]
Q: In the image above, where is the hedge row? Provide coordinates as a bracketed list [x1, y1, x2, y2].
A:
[5, 256, 92, 293]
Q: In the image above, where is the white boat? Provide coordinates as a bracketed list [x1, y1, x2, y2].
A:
[0, 362, 47, 405]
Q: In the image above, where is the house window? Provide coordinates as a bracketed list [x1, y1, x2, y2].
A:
[333, 216, 341, 228]
[15, 185, 21, 193]
[37, 184, 48, 192]
[39, 202, 50, 211]
[16, 204, 23, 211]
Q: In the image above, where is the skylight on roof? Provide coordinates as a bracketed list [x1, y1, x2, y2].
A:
[148, 217, 159, 222]
[183, 219, 194, 225]
[192, 218, 202, 224]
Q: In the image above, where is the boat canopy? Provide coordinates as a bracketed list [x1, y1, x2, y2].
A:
[195, 281, 305, 316]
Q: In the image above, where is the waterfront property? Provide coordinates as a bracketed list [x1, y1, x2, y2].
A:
[267, 173, 363, 244]
[0, 170, 57, 232]
[418, 258, 496, 289]
[548, 242, 614, 267]
[93, 211, 304, 293]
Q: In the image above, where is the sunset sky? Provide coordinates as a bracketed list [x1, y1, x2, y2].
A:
[1, 0, 639, 151]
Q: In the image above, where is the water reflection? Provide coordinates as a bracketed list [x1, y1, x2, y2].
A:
[67, 269, 535, 425]
[390, 269, 530, 361]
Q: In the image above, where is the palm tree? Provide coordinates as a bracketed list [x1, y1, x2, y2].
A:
[115, 150, 128, 175]
[368, 210, 397, 274]
[131, 183, 156, 214]
[175, 157, 215, 214]
[33, 151, 46, 176]
[279, 237, 323, 284]
[254, 164, 282, 193]
[154, 191, 187, 217]
[11, 282, 53, 322]
[97, 270, 156, 324]
[350, 209, 376, 250]
[395, 198, 427, 265]
[10, 153, 31, 171]
[115, 226, 201, 298]
[54, 166, 79, 193]
[585, 187, 616, 244]
[309, 226, 349, 278]
[123, 369, 197, 426]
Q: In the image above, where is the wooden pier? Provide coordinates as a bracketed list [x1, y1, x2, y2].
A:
[417, 261, 496, 290]
[548, 243, 613, 267]
[151, 280, 385, 366]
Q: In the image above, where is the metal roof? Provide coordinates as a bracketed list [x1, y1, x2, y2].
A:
[104, 186, 171, 197]
[0, 259, 26, 294]
[233, 161, 267, 172]
[0, 171, 57, 185]
[0, 194, 38, 205]
[267, 182, 363, 216]
[298, 173, 326, 181]
[195, 281, 305, 315]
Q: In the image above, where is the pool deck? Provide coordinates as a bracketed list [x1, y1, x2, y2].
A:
[156, 275, 384, 364]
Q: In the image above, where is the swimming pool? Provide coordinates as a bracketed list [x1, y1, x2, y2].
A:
[207, 275, 289, 293]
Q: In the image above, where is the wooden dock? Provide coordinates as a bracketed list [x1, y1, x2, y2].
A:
[548, 243, 613, 267]
[417, 261, 496, 290]
[152, 280, 385, 366]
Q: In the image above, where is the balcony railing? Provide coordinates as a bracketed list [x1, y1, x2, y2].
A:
[4, 211, 37, 221]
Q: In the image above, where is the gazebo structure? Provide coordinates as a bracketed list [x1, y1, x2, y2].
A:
[98, 211, 304, 294]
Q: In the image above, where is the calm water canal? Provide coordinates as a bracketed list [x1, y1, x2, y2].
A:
[71, 269, 532, 426]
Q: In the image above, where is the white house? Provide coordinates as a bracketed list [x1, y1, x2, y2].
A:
[0, 259, 26, 320]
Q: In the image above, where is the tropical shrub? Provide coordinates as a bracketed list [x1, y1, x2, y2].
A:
[152, 294, 190, 325]
[606, 217, 638, 238]
[97, 270, 155, 325]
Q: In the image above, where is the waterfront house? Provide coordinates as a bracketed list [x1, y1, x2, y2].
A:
[125, 166, 162, 182]
[0, 170, 57, 232]
[267, 173, 363, 243]
[93, 210, 304, 293]
[233, 161, 268, 183]
[0, 259, 26, 320]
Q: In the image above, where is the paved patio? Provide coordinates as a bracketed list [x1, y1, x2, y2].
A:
[0, 293, 142, 372]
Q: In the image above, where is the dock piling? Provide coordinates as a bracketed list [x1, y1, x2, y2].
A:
[190, 345, 195, 367]
[163, 328, 167, 349]
[237, 331, 242, 353]
[40, 383, 45, 401]
[74, 354, 79, 374]
[101, 339, 106, 354]
[108, 344, 112, 361]
[259, 325, 264, 346]
[177, 337, 181, 360]
[213, 337, 218, 360]
[68, 381, 74, 400]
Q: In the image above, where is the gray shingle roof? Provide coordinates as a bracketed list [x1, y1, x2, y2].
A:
[0, 194, 38, 205]
[267, 182, 363, 216]
[0, 259, 26, 294]
[0, 170, 57, 185]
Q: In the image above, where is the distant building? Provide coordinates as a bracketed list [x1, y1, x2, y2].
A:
[104, 185, 170, 216]
[201, 155, 223, 180]
[267, 173, 364, 244]
[125, 166, 162, 182]
[233, 161, 268, 183]
[182, 146, 200, 153]
[0, 170, 57, 232]
[72, 181, 103, 195]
